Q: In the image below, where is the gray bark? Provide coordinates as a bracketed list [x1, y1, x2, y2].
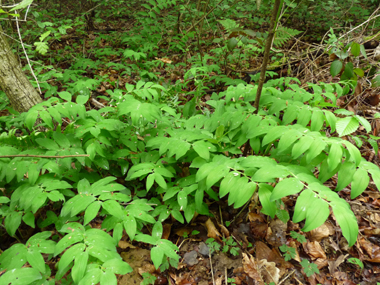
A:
[0, 24, 42, 113]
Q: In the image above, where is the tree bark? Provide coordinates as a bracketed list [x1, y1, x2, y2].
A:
[0, 24, 42, 113]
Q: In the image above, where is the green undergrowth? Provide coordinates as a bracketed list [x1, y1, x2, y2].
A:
[0, 76, 379, 284]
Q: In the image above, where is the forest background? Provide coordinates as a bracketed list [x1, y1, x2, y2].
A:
[0, 0, 380, 284]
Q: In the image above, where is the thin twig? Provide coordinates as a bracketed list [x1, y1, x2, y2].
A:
[14, 9, 42, 94]
[185, 0, 225, 34]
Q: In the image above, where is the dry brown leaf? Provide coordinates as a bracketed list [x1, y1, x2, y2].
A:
[258, 259, 280, 284]
[266, 219, 287, 246]
[255, 241, 292, 277]
[118, 240, 136, 249]
[359, 237, 380, 263]
[328, 254, 348, 274]
[174, 227, 193, 237]
[219, 223, 230, 237]
[155, 57, 172, 64]
[205, 218, 222, 242]
[303, 241, 327, 260]
[307, 222, 335, 242]
[162, 224, 171, 240]
[242, 253, 264, 285]
[289, 240, 301, 262]
[363, 228, 380, 235]
[248, 212, 265, 223]
[314, 258, 329, 270]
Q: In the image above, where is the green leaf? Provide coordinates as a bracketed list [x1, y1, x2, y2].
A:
[258, 184, 276, 218]
[71, 251, 89, 283]
[78, 268, 101, 285]
[103, 259, 132, 274]
[234, 182, 256, 208]
[302, 198, 330, 232]
[0, 196, 10, 203]
[177, 190, 188, 210]
[84, 201, 102, 225]
[262, 126, 286, 146]
[344, 141, 361, 167]
[206, 164, 229, 189]
[351, 42, 360, 57]
[154, 172, 167, 189]
[56, 243, 85, 278]
[146, 173, 155, 191]
[297, 108, 311, 127]
[324, 110, 337, 132]
[76, 95, 90, 105]
[0, 243, 28, 270]
[330, 60, 343, 77]
[54, 232, 84, 256]
[215, 125, 225, 140]
[271, 178, 304, 201]
[39, 110, 54, 128]
[0, 268, 42, 284]
[371, 75, 380, 87]
[53, 132, 71, 149]
[351, 168, 369, 199]
[331, 201, 358, 247]
[310, 110, 324, 132]
[35, 138, 59, 150]
[342, 62, 354, 79]
[227, 37, 238, 51]
[292, 135, 314, 159]
[27, 248, 46, 273]
[300, 259, 319, 277]
[100, 269, 117, 285]
[354, 115, 371, 133]
[22, 211, 35, 228]
[336, 161, 356, 191]
[10, 0, 33, 11]
[305, 138, 326, 164]
[25, 110, 38, 130]
[219, 172, 240, 198]
[102, 200, 124, 219]
[58, 91, 72, 102]
[5, 211, 23, 236]
[359, 44, 367, 58]
[152, 221, 163, 240]
[251, 165, 289, 182]
[123, 215, 136, 241]
[277, 129, 302, 153]
[151, 246, 164, 269]
[135, 234, 158, 245]
[327, 143, 343, 171]
[193, 141, 211, 160]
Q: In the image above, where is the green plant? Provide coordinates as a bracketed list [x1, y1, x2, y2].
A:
[347, 257, 364, 270]
[205, 238, 222, 255]
[141, 272, 157, 285]
[290, 231, 306, 243]
[300, 259, 320, 277]
[222, 237, 240, 256]
[227, 277, 236, 285]
[279, 244, 296, 261]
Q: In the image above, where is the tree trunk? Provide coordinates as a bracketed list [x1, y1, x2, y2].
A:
[0, 24, 42, 113]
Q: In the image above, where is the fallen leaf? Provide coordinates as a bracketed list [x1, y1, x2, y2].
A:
[118, 240, 136, 249]
[205, 218, 222, 242]
[307, 222, 335, 242]
[303, 241, 327, 260]
[242, 253, 265, 285]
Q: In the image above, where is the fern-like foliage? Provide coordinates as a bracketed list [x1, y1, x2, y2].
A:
[274, 26, 302, 47]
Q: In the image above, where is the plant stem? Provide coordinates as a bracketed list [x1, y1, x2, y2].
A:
[253, 0, 282, 114]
